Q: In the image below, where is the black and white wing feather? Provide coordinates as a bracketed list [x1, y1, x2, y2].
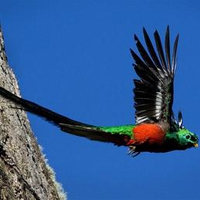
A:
[130, 26, 179, 125]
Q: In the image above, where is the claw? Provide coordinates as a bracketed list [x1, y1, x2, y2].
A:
[127, 145, 140, 157]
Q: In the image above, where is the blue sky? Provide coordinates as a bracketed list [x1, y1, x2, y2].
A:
[1, 1, 200, 200]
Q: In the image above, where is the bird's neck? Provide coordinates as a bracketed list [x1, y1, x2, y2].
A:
[163, 132, 181, 151]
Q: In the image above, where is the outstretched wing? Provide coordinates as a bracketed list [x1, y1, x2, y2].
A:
[130, 26, 179, 125]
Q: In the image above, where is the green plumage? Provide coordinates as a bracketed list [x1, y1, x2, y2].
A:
[165, 129, 198, 150]
[99, 125, 134, 136]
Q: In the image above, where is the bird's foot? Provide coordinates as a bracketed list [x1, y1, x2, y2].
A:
[127, 145, 140, 157]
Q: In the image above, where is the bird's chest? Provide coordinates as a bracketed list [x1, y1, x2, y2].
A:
[130, 123, 166, 146]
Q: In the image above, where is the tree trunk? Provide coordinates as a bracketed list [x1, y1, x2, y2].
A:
[0, 28, 66, 200]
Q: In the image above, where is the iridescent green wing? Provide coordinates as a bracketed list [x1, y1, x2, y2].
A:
[130, 26, 179, 125]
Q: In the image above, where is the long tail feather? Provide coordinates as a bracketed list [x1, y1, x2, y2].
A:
[0, 87, 131, 145]
[0, 87, 89, 127]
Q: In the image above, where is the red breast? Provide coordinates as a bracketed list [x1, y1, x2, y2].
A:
[128, 123, 166, 146]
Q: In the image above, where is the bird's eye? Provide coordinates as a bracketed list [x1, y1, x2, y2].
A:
[185, 134, 191, 140]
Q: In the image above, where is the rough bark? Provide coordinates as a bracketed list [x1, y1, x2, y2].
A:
[0, 28, 66, 200]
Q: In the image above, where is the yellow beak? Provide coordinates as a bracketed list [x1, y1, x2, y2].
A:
[194, 143, 198, 148]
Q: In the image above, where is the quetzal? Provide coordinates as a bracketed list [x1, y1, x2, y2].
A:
[0, 26, 198, 156]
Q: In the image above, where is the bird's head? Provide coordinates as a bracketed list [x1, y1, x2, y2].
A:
[167, 111, 198, 150]
[176, 128, 198, 149]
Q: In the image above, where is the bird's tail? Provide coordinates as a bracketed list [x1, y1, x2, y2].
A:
[0, 86, 89, 127]
[0, 87, 130, 145]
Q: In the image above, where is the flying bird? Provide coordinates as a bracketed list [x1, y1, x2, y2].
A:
[0, 26, 198, 156]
